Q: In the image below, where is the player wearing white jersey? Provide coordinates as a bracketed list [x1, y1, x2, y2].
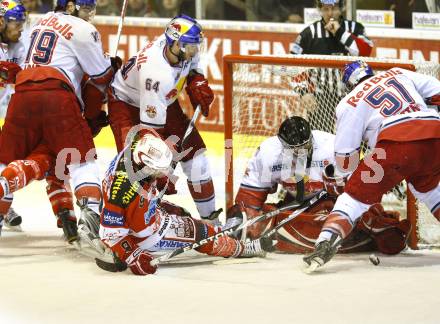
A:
[0, 1, 27, 234]
[0, 0, 114, 239]
[108, 14, 219, 222]
[230, 116, 410, 255]
[303, 61, 440, 272]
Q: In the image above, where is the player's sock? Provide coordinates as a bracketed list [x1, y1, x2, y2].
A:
[46, 175, 75, 228]
[187, 178, 216, 218]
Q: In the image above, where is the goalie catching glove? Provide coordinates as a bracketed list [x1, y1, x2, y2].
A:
[186, 72, 214, 117]
[0, 61, 22, 84]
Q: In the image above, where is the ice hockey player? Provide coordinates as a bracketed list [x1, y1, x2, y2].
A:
[303, 61, 440, 272]
[0, 0, 114, 239]
[108, 14, 221, 223]
[98, 133, 268, 275]
[0, 1, 27, 233]
[228, 116, 410, 255]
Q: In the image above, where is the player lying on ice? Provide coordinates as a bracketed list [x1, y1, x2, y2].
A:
[226, 116, 411, 255]
[95, 133, 269, 275]
[303, 61, 440, 273]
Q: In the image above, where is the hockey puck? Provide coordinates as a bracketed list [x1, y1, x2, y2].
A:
[369, 254, 380, 266]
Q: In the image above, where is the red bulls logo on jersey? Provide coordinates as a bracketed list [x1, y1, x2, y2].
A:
[38, 16, 74, 40]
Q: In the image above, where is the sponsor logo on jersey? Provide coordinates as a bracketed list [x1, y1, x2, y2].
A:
[310, 159, 330, 168]
[145, 105, 157, 118]
[155, 240, 189, 249]
[271, 163, 291, 172]
[38, 16, 73, 40]
[122, 181, 139, 205]
[157, 215, 170, 236]
[102, 209, 124, 226]
[144, 198, 157, 225]
[111, 172, 125, 201]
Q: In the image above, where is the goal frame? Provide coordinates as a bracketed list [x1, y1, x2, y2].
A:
[223, 54, 419, 249]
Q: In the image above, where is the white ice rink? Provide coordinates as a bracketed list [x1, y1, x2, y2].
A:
[2, 148, 440, 324]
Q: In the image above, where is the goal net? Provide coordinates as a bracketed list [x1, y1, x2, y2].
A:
[223, 54, 440, 249]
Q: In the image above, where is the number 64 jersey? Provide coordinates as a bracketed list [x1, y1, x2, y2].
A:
[335, 67, 440, 162]
[23, 12, 112, 104]
[110, 35, 202, 129]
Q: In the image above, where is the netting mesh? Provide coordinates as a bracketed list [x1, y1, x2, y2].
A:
[229, 54, 440, 246]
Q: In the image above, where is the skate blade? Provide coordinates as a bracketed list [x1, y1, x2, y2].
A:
[301, 260, 321, 274]
[4, 224, 23, 232]
[213, 258, 259, 265]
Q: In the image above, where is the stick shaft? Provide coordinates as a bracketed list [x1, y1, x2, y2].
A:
[114, 0, 129, 57]
[151, 191, 325, 266]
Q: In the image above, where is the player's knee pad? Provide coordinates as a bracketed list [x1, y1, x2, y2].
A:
[181, 153, 211, 183]
[408, 183, 440, 219]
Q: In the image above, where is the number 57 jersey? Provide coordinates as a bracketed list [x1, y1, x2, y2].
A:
[335, 67, 440, 159]
[23, 12, 112, 103]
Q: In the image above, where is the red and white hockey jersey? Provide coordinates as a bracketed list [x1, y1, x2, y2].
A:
[23, 12, 112, 104]
[0, 40, 26, 106]
[237, 130, 336, 208]
[111, 34, 202, 129]
[335, 68, 440, 163]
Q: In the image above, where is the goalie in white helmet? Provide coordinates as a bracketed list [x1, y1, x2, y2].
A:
[97, 133, 268, 276]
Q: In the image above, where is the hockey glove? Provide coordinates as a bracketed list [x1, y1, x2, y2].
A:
[126, 248, 157, 276]
[86, 110, 109, 137]
[322, 164, 347, 197]
[111, 56, 123, 72]
[0, 61, 22, 84]
[186, 73, 214, 117]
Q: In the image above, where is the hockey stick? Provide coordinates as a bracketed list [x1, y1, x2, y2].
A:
[150, 190, 327, 266]
[114, 0, 129, 56]
[157, 105, 201, 200]
[259, 191, 329, 240]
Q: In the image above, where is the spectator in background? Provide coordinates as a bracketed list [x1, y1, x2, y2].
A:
[152, 0, 194, 18]
[246, 0, 314, 23]
[126, 0, 155, 17]
[96, 0, 121, 16]
[21, 0, 51, 13]
[387, 0, 429, 28]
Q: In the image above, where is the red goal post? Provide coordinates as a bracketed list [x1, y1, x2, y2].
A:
[223, 54, 440, 250]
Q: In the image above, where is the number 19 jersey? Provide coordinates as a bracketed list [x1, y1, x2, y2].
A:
[23, 12, 112, 103]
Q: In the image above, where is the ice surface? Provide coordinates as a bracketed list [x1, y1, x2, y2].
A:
[2, 148, 440, 324]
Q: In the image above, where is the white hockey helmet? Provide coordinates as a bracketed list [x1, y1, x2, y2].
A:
[132, 134, 173, 178]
